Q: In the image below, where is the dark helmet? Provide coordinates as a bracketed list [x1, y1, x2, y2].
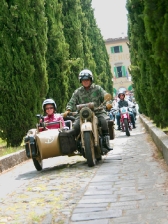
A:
[42, 99, 57, 111]
[78, 69, 94, 83]
[118, 91, 125, 98]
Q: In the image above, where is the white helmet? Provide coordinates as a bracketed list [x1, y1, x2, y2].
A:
[78, 69, 94, 82]
[42, 99, 57, 111]
[118, 91, 125, 98]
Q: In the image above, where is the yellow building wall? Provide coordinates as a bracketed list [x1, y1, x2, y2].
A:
[105, 37, 133, 97]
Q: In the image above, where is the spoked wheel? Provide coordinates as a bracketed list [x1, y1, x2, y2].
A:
[124, 118, 130, 136]
[84, 131, 96, 167]
[32, 157, 43, 171]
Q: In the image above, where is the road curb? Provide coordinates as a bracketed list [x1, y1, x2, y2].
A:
[0, 149, 29, 173]
[139, 114, 168, 165]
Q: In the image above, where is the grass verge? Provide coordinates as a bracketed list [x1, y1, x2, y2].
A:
[0, 146, 24, 157]
[0, 139, 24, 157]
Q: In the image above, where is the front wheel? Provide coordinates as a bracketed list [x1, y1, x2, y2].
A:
[84, 131, 96, 167]
[124, 118, 130, 136]
[32, 157, 43, 171]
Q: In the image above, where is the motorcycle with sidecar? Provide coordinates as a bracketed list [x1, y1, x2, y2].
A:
[24, 94, 113, 170]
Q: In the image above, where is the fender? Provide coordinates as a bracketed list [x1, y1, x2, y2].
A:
[81, 122, 93, 132]
[123, 113, 128, 118]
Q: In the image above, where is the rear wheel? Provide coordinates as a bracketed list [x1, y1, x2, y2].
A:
[84, 131, 96, 167]
[124, 118, 130, 136]
[32, 157, 43, 171]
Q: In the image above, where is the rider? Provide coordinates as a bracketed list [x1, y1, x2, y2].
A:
[40, 99, 66, 131]
[115, 91, 136, 130]
[63, 69, 113, 152]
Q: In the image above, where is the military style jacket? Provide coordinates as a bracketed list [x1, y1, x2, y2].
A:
[66, 84, 110, 119]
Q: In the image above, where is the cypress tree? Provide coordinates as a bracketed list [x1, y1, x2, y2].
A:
[144, 0, 168, 127]
[126, 0, 156, 118]
[81, 0, 113, 93]
[126, 0, 168, 127]
[61, 0, 84, 96]
[45, 0, 70, 112]
[0, 0, 48, 146]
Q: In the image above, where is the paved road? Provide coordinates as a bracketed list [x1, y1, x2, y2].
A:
[1, 116, 168, 223]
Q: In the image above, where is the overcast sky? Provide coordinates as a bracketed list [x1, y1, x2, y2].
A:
[91, 0, 128, 39]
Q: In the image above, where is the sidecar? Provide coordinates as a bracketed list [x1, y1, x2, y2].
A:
[24, 119, 77, 171]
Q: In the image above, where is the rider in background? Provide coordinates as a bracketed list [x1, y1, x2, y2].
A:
[63, 69, 113, 151]
[115, 91, 136, 130]
[40, 99, 66, 131]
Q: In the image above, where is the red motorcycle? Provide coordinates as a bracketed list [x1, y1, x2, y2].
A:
[119, 106, 132, 136]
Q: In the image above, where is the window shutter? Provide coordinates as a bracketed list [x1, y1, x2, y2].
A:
[114, 67, 118, 78]
[119, 45, 123, 52]
[111, 47, 114, 53]
[122, 66, 126, 77]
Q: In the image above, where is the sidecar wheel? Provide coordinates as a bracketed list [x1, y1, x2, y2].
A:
[84, 131, 96, 167]
[32, 157, 43, 171]
[124, 118, 130, 136]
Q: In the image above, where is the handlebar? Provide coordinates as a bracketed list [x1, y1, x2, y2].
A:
[39, 121, 64, 128]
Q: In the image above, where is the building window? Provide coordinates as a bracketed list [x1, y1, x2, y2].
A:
[114, 66, 128, 78]
[111, 45, 123, 53]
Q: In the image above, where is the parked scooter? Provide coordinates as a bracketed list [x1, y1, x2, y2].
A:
[24, 94, 113, 170]
[119, 106, 132, 136]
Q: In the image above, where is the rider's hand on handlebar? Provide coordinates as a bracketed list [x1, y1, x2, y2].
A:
[63, 110, 71, 118]
[106, 104, 112, 110]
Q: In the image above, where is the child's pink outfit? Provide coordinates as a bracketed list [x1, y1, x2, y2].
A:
[40, 114, 65, 131]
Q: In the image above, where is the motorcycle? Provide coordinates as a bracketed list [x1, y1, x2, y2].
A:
[24, 94, 112, 170]
[74, 93, 113, 167]
[106, 108, 115, 140]
[119, 106, 132, 136]
[106, 108, 115, 122]
[128, 105, 137, 121]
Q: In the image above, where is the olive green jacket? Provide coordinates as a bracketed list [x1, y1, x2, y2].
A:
[66, 84, 110, 119]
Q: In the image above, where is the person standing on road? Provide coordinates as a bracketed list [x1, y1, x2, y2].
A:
[115, 91, 136, 130]
[63, 69, 113, 152]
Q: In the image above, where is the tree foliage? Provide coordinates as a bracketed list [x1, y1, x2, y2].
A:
[0, 0, 113, 146]
[45, 0, 69, 112]
[0, 0, 48, 146]
[126, 0, 168, 127]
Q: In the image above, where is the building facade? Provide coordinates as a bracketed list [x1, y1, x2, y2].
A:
[105, 37, 132, 98]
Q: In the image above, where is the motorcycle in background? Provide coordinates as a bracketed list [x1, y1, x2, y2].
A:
[119, 106, 132, 136]
[129, 106, 137, 121]
[106, 108, 115, 122]
[106, 108, 115, 140]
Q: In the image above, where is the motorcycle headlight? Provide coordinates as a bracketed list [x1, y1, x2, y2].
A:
[80, 107, 92, 120]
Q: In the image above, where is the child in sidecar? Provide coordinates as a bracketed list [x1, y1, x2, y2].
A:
[39, 99, 66, 131]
